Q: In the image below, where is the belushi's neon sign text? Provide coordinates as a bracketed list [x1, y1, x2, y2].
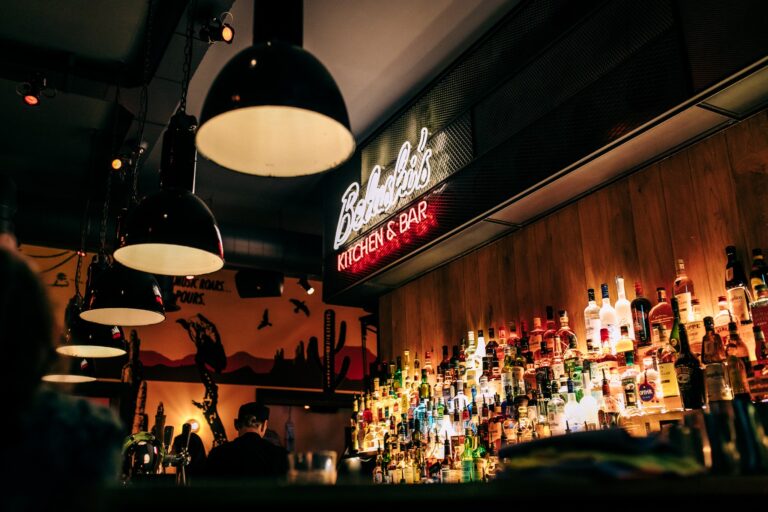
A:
[337, 200, 432, 272]
[333, 127, 433, 250]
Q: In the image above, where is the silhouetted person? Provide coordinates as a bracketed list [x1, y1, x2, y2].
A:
[172, 431, 207, 480]
[204, 402, 288, 479]
[1, 248, 122, 510]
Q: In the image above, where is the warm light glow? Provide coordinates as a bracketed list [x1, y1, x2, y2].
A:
[23, 94, 39, 106]
[304, 405, 310, 410]
[187, 419, 200, 433]
[42, 374, 96, 383]
[221, 25, 234, 43]
[114, 243, 224, 276]
[57, 345, 126, 358]
[307, 286, 315, 295]
[196, 106, 355, 176]
[111, 158, 123, 170]
[80, 307, 165, 326]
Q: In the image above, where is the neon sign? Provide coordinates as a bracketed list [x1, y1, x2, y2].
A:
[333, 127, 433, 250]
[337, 200, 434, 272]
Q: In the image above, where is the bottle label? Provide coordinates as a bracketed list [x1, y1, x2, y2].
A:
[728, 287, 751, 323]
[638, 381, 655, 402]
[622, 377, 638, 407]
[658, 362, 680, 397]
[686, 321, 704, 356]
[753, 303, 768, 335]
[633, 310, 650, 346]
[586, 318, 601, 346]
[675, 365, 696, 392]
[704, 363, 731, 401]
[675, 292, 693, 323]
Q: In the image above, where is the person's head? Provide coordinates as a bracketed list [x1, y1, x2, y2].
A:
[234, 402, 270, 437]
[0, 248, 55, 419]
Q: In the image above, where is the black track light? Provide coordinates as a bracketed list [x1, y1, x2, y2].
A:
[298, 276, 315, 295]
[201, 15, 235, 44]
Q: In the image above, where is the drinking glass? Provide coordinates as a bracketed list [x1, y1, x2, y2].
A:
[287, 451, 337, 484]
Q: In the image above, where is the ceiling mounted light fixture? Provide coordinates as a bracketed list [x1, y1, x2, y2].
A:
[196, 0, 355, 177]
[201, 12, 235, 44]
[42, 356, 97, 384]
[114, 11, 224, 277]
[59, 285, 126, 358]
[80, 255, 166, 326]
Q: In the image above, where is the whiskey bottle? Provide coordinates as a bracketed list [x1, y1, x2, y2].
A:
[674, 324, 705, 410]
[725, 245, 752, 324]
[751, 284, 768, 336]
[543, 306, 558, 353]
[649, 288, 674, 347]
[701, 316, 726, 364]
[726, 322, 752, 373]
[750, 248, 768, 299]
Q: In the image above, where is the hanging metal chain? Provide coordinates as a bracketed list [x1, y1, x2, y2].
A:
[132, 0, 155, 203]
[179, 0, 196, 113]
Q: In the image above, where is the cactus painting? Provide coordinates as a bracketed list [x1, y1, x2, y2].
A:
[307, 310, 350, 393]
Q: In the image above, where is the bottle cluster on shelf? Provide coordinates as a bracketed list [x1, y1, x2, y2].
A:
[352, 246, 768, 484]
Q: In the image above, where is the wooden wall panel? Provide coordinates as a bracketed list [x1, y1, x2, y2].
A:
[688, 132, 747, 317]
[628, 163, 674, 299]
[378, 110, 768, 356]
[726, 110, 768, 256]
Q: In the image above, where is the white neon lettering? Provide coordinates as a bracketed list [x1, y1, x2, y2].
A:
[333, 127, 433, 249]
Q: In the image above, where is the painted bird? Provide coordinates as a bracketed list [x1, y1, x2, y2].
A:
[258, 309, 272, 329]
[289, 299, 310, 317]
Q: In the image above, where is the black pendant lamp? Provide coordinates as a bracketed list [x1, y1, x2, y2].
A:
[59, 295, 126, 358]
[113, 112, 224, 276]
[79, 254, 166, 327]
[42, 356, 97, 384]
[196, 0, 355, 176]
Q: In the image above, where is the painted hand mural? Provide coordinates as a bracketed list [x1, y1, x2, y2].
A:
[176, 314, 228, 447]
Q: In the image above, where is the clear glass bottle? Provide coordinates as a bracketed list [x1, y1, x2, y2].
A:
[714, 295, 733, 346]
[615, 276, 634, 340]
[615, 325, 634, 371]
[673, 258, 695, 323]
[546, 381, 566, 436]
[584, 288, 602, 354]
[556, 310, 577, 353]
[599, 283, 619, 345]
[621, 351, 640, 412]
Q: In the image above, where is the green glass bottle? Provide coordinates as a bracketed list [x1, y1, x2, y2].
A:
[460, 429, 475, 483]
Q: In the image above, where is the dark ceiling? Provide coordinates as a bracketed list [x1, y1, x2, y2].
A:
[0, 0, 516, 278]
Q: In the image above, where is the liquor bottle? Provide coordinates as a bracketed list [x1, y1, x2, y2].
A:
[686, 298, 705, 357]
[726, 322, 752, 373]
[439, 346, 450, 376]
[551, 335, 566, 381]
[714, 295, 733, 345]
[701, 317, 726, 364]
[631, 282, 653, 347]
[508, 321, 520, 349]
[599, 283, 619, 345]
[419, 369, 431, 400]
[563, 334, 583, 387]
[750, 248, 768, 298]
[546, 381, 566, 435]
[486, 327, 498, 359]
[700, 315, 733, 407]
[727, 352, 752, 401]
[580, 372, 600, 428]
[556, 310, 577, 353]
[621, 351, 640, 412]
[374, 447, 385, 484]
[395, 356, 403, 390]
[755, 326, 768, 361]
[584, 288, 602, 354]
[649, 288, 674, 347]
[673, 259, 695, 323]
[600, 370, 620, 428]
[596, 328, 618, 376]
[674, 324, 705, 410]
[656, 324, 681, 404]
[751, 284, 768, 336]
[414, 352, 421, 373]
[460, 429, 475, 483]
[424, 349, 433, 375]
[615, 276, 634, 340]
[669, 297, 682, 353]
[529, 318, 544, 355]
[543, 306, 558, 353]
[638, 354, 663, 411]
[725, 245, 752, 324]
[615, 325, 634, 370]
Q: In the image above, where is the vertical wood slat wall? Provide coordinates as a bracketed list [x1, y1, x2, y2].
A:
[378, 110, 768, 361]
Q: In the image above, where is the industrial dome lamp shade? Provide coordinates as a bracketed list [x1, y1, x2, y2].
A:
[196, 10, 355, 176]
[57, 313, 126, 358]
[114, 112, 224, 276]
[42, 356, 97, 384]
[79, 256, 165, 327]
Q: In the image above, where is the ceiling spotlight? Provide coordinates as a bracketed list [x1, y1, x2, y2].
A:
[16, 76, 55, 107]
[111, 154, 134, 171]
[298, 276, 314, 295]
[201, 14, 235, 44]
